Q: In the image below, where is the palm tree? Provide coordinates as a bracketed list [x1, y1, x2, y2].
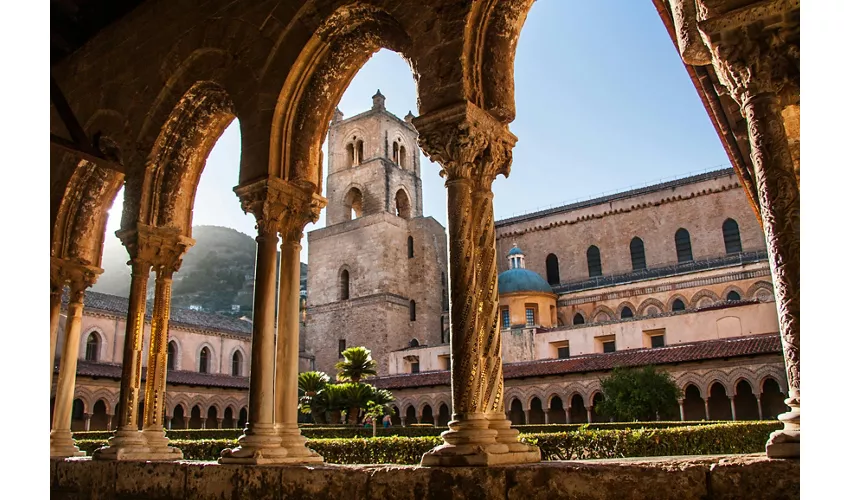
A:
[340, 382, 376, 425]
[312, 384, 346, 424]
[298, 371, 330, 423]
[335, 346, 377, 383]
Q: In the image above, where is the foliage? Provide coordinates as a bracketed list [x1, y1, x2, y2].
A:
[595, 365, 682, 422]
[73, 422, 781, 464]
[310, 383, 348, 424]
[334, 346, 377, 383]
[298, 371, 331, 422]
[340, 382, 378, 425]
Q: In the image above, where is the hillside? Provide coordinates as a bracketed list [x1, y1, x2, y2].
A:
[92, 225, 308, 316]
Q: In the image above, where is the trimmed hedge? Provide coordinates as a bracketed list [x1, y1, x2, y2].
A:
[73, 422, 780, 464]
[72, 420, 741, 441]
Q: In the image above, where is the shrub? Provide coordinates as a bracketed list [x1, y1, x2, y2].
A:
[73, 422, 780, 464]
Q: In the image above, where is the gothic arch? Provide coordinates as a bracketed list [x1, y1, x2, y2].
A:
[525, 392, 544, 409]
[720, 285, 746, 302]
[667, 294, 690, 312]
[395, 186, 412, 219]
[729, 369, 760, 396]
[90, 389, 117, 415]
[229, 346, 247, 376]
[703, 370, 733, 395]
[616, 301, 637, 319]
[268, 4, 416, 193]
[343, 185, 365, 220]
[73, 387, 94, 414]
[80, 327, 106, 361]
[637, 298, 666, 317]
[546, 391, 565, 408]
[167, 338, 182, 371]
[759, 373, 789, 395]
[690, 289, 721, 309]
[675, 373, 706, 396]
[417, 399, 436, 416]
[746, 281, 775, 301]
[589, 305, 616, 323]
[196, 342, 217, 374]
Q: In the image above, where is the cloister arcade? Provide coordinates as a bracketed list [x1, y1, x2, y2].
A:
[50, 0, 799, 467]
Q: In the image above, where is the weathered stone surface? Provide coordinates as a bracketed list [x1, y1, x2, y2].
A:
[709, 455, 800, 500]
[50, 455, 799, 500]
[114, 460, 186, 499]
[185, 462, 236, 500]
[504, 460, 708, 500]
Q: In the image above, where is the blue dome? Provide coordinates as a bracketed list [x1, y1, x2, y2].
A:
[507, 246, 525, 257]
[498, 268, 553, 294]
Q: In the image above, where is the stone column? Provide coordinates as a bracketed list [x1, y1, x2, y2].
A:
[201, 420, 207, 430]
[678, 399, 685, 421]
[84, 414, 92, 431]
[543, 410, 550, 425]
[166, 417, 172, 430]
[94, 229, 159, 460]
[566, 407, 572, 424]
[704, 399, 711, 421]
[274, 180, 325, 464]
[699, 4, 800, 457]
[756, 396, 764, 421]
[106, 415, 113, 431]
[50, 270, 97, 458]
[523, 410, 531, 425]
[401, 417, 407, 427]
[415, 102, 540, 466]
[586, 407, 593, 424]
[221, 178, 290, 464]
[729, 396, 737, 421]
[217, 418, 223, 429]
[49, 258, 65, 391]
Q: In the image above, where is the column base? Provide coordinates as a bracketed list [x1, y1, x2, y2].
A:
[219, 424, 288, 465]
[420, 413, 540, 467]
[276, 424, 324, 464]
[765, 399, 800, 459]
[50, 430, 86, 459]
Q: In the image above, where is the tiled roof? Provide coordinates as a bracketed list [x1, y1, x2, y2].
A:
[372, 333, 782, 390]
[495, 168, 736, 227]
[64, 290, 253, 337]
[63, 360, 250, 390]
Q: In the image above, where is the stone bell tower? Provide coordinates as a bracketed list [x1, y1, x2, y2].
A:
[304, 91, 448, 376]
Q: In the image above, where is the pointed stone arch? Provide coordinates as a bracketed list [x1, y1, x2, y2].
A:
[690, 289, 721, 309]
[637, 298, 665, 317]
[589, 305, 616, 323]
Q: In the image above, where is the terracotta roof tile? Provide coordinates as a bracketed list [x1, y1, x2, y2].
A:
[63, 290, 253, 337]
[372, 333, 781, 390]
[62, 360, 250, 390]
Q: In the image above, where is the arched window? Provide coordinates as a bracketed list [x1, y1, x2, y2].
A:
[344, 187, 363, 220]
[408, 236, 414, 258]
[620, 307, 633, 319]
[346, 143, 355, 168]
[85, 333, 99, 362]
[167, 341, 177, 370]
[231, 350, 243, 376]
[586, 245, 602, 277]
[545, 254, 560, 285]
[395, 189, 411, 219]
[199, 347, 210, 374]
[340, 269, 350, 300]
[630, 237, 646, 271]
[675, 228, 693, 263]
[726, 290, 741, 301]
[573, 313, 585, 325]
[392, 141, 399, 164]
[356, 139, 364, 165]
[399, 145, 407, 168]
[410, 300, 416, 321]
[672, 299, 686, 312]
[408, 338, 419, 348]
[722, 218, 742, 254]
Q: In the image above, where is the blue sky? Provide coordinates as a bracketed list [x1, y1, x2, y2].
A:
[106, 0, 728, 263]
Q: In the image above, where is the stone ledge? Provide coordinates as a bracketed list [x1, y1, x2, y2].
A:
[50, 454, 799, 500]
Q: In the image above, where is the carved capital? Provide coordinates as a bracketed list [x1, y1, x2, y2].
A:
[117, 223, 194, 276]
[60, 260, 102, 302]
[235, 177, 326, 242]
[413, 102, 516, 191]
[698, 0, 799, 106]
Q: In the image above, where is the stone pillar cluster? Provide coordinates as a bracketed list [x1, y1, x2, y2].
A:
[50, 260, 101, 458]
[414, 102, 540, 466]
[219, 177, 325, 465]
[670, 0, 800, 459]
[93, 225, 194, 461]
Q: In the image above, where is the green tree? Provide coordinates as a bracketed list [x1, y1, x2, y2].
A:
[595, 365, 682, 422]
[335, 346, 377, 383]
[297, 371, 330, 423]
[340, 382, 375, 425]
[311, 383, 346, 424]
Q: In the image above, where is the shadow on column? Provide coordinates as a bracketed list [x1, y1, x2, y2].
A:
[548, 396, 567, 424]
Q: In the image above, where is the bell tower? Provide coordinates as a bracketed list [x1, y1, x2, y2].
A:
[305, 91, 448, 376]
[325, 89, 423, 226]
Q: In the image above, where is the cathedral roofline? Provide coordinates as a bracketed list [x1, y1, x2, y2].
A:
[495, 167, 736, 228]
[329, 105, 417, 133]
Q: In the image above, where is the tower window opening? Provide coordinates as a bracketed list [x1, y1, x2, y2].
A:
[545, 253, 560, 285]
[356, 139, 364, 165]
[395, 189, 411, 219]
[340, 269, 350, 300]
[344, 187, 363, 220]
[399, 145, 407, 168]
[630, 237, 646, 271]
[587, 245, 602, 277]
[410, 300, 416, 321]
[85, 333, 99, 362]
[392, 141, 399, 164]
[723, 218, 742, 254]
[346, 143, 355, 168]
[675, 228, 693, 263]
[408, 236, 414, 258]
